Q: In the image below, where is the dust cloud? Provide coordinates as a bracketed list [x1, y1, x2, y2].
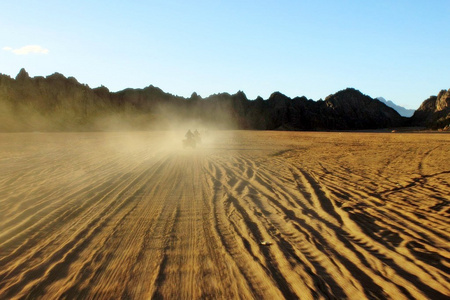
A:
[87, 100, 237, 156]
[0, 90, 240, 133]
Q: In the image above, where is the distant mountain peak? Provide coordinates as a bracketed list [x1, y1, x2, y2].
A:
[376, 97, 415, 117]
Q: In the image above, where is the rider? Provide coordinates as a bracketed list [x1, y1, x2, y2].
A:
[194, 129, 202, 143]
[185, 129, 194, 140]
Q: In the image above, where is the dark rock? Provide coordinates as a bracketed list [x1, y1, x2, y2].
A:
[410, 89, 450, 129]
[0, 68, 445, 131]
[323, 88, 404, 129]
[15, 68, 30, 81]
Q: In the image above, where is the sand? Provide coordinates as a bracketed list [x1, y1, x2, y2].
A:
[0, 131, 449, 299]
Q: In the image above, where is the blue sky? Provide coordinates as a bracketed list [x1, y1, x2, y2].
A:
[1, 1, 449, 109]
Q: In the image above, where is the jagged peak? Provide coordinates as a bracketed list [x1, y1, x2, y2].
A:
[67, 76, 80, 84]
[269, 91, 290, 101]
[143, 84, 161, 91]
[326, 88, 364, 100]
[292, 96, 309, 102]
[233, 90, 248, 101]
[15, 68, 30, 80]
[46, 72, 66, 80]
[437, 89, 449, 98]
[205, 92, 232, 99]
[190, 92, 202, 100]
[436, 89, 450, 111]
[93, 85, 109, 92]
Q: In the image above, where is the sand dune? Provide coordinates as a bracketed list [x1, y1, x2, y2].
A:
[0, 131, 449, 299]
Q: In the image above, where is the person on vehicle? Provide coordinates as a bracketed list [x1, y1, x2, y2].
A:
[194, 129, 201, 143]
[185, 129, 194, 140]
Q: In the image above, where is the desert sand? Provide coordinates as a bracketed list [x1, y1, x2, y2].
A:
[0, 131, 449, 299]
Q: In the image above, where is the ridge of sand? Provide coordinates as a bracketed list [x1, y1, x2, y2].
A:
[0, 131, 449, 299]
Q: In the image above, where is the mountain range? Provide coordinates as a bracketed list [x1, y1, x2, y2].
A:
[376, 97, 415, 117]
[0, 69, 448, 132]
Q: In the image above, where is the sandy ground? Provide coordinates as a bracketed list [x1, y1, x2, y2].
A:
[0, 131, 449, 299]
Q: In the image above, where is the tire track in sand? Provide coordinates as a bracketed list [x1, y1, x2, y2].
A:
[0, 131, 448, 299]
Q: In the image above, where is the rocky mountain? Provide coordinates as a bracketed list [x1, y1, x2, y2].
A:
[410, 89, 450, 130]
[0, 69, 407, 131]
[376, 97, 415, 117]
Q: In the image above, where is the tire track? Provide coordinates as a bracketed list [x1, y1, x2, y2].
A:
[0, 131, 449, 299]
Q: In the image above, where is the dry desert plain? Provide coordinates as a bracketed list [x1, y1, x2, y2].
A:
[0, 130, 449, 299]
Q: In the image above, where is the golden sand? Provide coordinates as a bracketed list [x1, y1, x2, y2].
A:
[0, 131, 449, 299]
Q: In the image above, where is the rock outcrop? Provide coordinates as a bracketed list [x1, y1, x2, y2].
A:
[410, 89, 450, 129]
[0, 69, 411, 131]
[323, 88, 404, 130]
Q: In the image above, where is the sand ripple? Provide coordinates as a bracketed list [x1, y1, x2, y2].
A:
[0, 131, 449, 299]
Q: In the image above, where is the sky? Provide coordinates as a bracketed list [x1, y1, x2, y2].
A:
[1, 1, 449, 109]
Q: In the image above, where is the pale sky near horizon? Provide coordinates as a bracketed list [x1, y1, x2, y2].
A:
[1, 1, 449, 109]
